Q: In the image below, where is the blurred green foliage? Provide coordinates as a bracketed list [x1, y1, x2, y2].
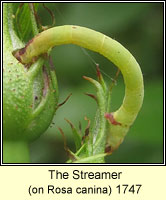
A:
[29, 3, 163, 163]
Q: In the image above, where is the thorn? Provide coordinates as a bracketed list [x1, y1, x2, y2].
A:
[96, 64, 102, 81]
[58, 127, 77, 161]
[84, 93, 98, 104]
[64, 118, 74, 129]
[82, 117, 91, 141]
[58, 127, 67, 148]
[65, 118, 82, 136]
[82, 76, 95, 84]
[84, 116, 90, 124]
[57, 93, 72, 109]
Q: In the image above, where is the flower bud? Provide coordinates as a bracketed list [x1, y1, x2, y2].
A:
[3, 3, 58, 162]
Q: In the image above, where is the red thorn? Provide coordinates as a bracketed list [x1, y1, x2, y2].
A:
[57, 93, 72, 109]
[84, 116, 90, 136]
[58, 127, 67, 148]
[65, 118, 74, 129]
[58, 127, 76, 161]
[96, 64, 102, 80]
[82, 117, 91, 142]
[104, 112, 121, 126]
[85, 93, 98, 103]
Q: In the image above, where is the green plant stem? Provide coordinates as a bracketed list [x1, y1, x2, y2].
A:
[3, 140, 30, 163]
[3, 3, 45, 163]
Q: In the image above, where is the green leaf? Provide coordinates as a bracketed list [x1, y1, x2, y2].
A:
[14, 3, 39, 42]
[65, 119, 82, 151]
